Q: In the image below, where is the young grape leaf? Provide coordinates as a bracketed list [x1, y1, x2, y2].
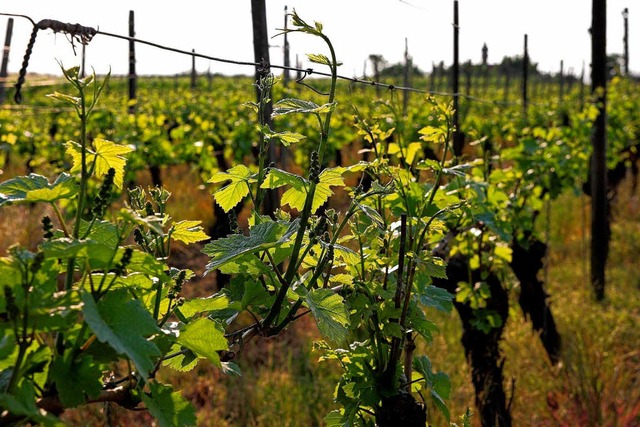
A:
[66, 139, 133, 188]
[176, 317, 228, 368]
[0, 173, 77, 207]
[312, 167, 346, 212]
[163, 348, 197, 374]
[49, 352, 102, 407]
[81, 290, 161, 380]
[170, 220, 209, 244]
[208, 164, 254, 213]
[202, 219, 299, 274]
[272, 98, 337, 117]
[142, 382, 197, 427]
[307, 53, 331, 66]
[413, 355, 451, 423]
[302, 288, 349, 344]
[40, 238, 116, 268]
[178, 294, 230, 319]
[263, 128, 307, 146]
[162, 344, 198, 372]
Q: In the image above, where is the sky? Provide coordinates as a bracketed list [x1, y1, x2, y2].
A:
[0, 1, 636, 81]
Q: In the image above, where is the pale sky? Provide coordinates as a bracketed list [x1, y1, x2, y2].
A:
[0, 1, 636, 81]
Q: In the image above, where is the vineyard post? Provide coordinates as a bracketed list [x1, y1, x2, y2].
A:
[128, 10, 136, 114]
[369, 54, 383, 97]
[623, 8, 629, 76]
[251, 0, 278, 215]
[430, 62, 436, 92]
[0, 18, 13, 104]
[464, 60, 472, 97]
[191, 49, 196, 89]
[280, 7, 291, 173]
[503, 59, 511, 103]
[559, 59, 564, 103]
[452, 0, 463, 156]
[80, 44, 86, 78]
[522, 34, 528, 115]
[482, 42, 488, 95]
[591, 0, 608, 301]
[580, 63, 585, 110]
[283, 6, 290, 86]
[402, 37, 411, 116]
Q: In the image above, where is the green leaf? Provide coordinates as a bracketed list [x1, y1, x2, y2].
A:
[303, 288, 349, 344]
[202, 220, 298, 274]
[265, 130, 307, 146]
[313, 167, 346, 212]
[81, 290, 161, 380]
[40, 238, 116, 268]
[0, 380, 65, 426]
[79, 220, 119, 248]
[260, 168, 307, 192]
[178, 294, 230, 319]
[413, 355, 451, 422]
[176, 318, 228, 367]
[422, 257, 447, 279]
[307, 53, 331, 66]
[0, 173, 77, 206]
[47, 91, 80, 106]
[355, 202, 385, 229]
[170, 220, 209, 244]
[416, 276, 453, 313]
[208, 164, 254, 213]
[162, 345, 198, 372]
[67, 139, 132, 189]
[142, 382, 197, 427]
[272, 98, 337, 117]
[49, 352, 102, 407]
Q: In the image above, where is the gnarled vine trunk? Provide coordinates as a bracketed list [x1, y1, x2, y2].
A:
[432, 254, 512, 427]
[510, 237, 561, 364]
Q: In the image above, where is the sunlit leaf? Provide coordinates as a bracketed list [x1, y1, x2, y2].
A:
[176, 317, 227, 368]
[272, 98, 337, 117]
[170, 220, 209, 244]
[302, 288, 349, 344]
[208, 164, 254, 213]
[0, 173, 76, 206]
[202, 220, 299, 274]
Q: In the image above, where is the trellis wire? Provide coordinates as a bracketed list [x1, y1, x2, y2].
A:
[1, 12, 580, 110]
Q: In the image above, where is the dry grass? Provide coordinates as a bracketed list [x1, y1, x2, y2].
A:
[2, 162, 640, 426]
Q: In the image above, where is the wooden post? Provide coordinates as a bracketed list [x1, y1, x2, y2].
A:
[128, 10, 137, 114]
[0, 18, 14, 104]
[430, 62, 436, 92]
[80, 44, 86, 78]
[580, 63, 586, 110]
[452, 0, 463, 156]
[402, 38, 411, 116]
[559, 60, 564, 103]
[369, 54, 383, 97]
[522, 34, 529, 115]
[623, 8, 629, 76]
[191, 49, 196, 89]
[482, 43, 489, 95]
[464, 60, 472, 97]
[251, 0, 278, 215]
[283, 6, 290, 86]
[503, 59, 511, 103]
[590, 0, 608, 301]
